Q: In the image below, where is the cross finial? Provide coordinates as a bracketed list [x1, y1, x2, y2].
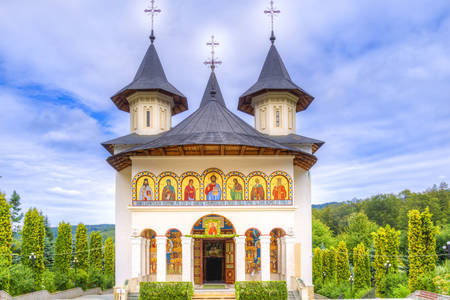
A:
[204, 35, 222, 72]
[144, 0, 162, 43]
[264, 0, 281, 44]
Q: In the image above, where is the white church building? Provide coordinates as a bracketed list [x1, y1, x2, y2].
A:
[102, 6, 323, 298]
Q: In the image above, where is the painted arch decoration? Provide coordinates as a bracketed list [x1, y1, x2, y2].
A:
[131, 168, 293, 206]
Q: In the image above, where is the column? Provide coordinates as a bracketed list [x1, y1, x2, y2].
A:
[260, 235, 271, 281]
[284, 236, 295, 290]
[281, 237, 287, 278]
[140, 237, 146, 279]
[156, 236, 167, 282]
[234, 236, 246, 282]
[131, 236, 142, 278]
[181, 236, 192, 282]
[145, 239, 149, 278]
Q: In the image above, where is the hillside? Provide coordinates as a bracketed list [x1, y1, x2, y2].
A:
[50, 224, 115, 241]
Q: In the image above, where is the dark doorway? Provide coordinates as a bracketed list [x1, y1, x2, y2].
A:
[203, 240, 225, 283]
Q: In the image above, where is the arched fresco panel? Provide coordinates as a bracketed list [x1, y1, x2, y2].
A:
[132, 171, 157, 201]
[245, 228, 261, 274]
[158, 172, 178, 201]
[166, 229, 182, 275]
[247, 172, 268, 200]
[180, 172, 200, 201]
[269, 171, 292, 200]
[270, 228, 286, 273]
[225, 172, 245, 201]
[202, 168, 224, 201]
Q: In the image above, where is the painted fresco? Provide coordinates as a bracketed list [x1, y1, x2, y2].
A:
[203, 172, 223, 201]
[270, 228, 285, 273]
[149, 231, 157, 274]
[204, 219, 221, 236]
[226, 176, 245, 200]
[159, 176, 177, 201]
[248, 175, 266, 200]
[181, 176, 200, 201]
[137, 176, 155, 201]
[270, 176, 289, 200]
[192, 214, 234, 233]
[245, 229, 261, 274]
[166, 229, 182, 275]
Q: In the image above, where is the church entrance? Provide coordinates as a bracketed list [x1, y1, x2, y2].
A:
[203, 240, 225, 282]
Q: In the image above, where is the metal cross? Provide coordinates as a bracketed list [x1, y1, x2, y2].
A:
[204, 35, 222, 71]
[264, 0, 281, 44]
[144, 0, 162, 43]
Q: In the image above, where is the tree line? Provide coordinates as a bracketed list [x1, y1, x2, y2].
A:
[312, 183, 449, 298]
[0, 191, 115, 296]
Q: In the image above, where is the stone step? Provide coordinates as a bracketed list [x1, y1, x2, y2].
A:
[193, 292, 235, 300]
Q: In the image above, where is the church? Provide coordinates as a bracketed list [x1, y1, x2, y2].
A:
[102, 2, 323, 298]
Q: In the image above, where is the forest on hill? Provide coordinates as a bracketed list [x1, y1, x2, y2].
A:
[49, 224, 114, 242]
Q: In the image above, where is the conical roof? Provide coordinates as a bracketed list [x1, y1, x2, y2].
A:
[238, 44, 314, 115]
[125, 72, 296, 151]
[111, 42, 188, 115]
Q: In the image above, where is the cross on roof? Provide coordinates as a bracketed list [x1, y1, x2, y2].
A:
[204, 35, 222, 71]
[264, 0, 281, 44]
[144, 0, 162, 43]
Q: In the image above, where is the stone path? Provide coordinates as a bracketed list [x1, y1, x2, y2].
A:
[58, 295, 113, 300]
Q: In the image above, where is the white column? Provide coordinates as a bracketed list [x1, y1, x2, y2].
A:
[131, 236, 142, 278]
[235, 236, 246, 282]
[156, 236, 167, 282]
[145, 239, 149, 277]
[284, 236, 295, 290]
[260, 235, 271, 281]
[281, 238, 287, 278]
[181, 237, 192, 282]
[140, 237, 146, 278]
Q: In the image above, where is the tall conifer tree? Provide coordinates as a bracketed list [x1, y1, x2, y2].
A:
[353, 243, 370, 290]
[322, 248, 337, 284]
[104, 238, 115, 277]
[8, 191, 23, 233]
[75, 223, 89, 272]
[88, 232, 103, 271]
[21, 208, 45, 288]
[0, 194, 12, 292]
[54, 222, 73, 290]
[312, 247, 323, 289]
[335, 241, 351, 285]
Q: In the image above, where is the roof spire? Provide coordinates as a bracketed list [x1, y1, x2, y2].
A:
[144, 0, 161, 43]
[203, 35, 222, 71]
[264, 0, 280, 44]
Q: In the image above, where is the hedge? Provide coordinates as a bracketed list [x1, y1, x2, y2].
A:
[139, 282, 194, 300]
[235, 281, 288, 300]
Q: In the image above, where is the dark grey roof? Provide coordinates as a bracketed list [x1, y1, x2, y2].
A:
[124, 72, 298, 152]
[101, 133, 162, 154]
[238, 44, 314, 115]
[268, 134, 324, 147]
[111, 42, 188, 115]
[199, 72, 226, 107]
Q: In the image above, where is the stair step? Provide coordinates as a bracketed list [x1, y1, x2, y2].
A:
[193, 293, 235, 300]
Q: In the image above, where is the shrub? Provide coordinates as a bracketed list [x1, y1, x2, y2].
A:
[9, 264, 34, 296]
[433, 273, 450, 296]
[235, 281, 287, 300]
[379, 272, 410, 298]
[87, 267, 103, 288]
[416, 272, 437, 293]
[139, 282, 194, 300]
[42, 269, 55, 292]
[54, 270, 74, 291]
[70, 268, 89, 290]
[102, 274, 114, 290]
[316, 282, 350, 299]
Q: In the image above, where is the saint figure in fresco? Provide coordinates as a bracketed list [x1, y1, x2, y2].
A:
[139, 178, 153, 201]
[205, 175, 221, 200]
[162, 179, 176, 201]
[250, 178, 265, 200]
[228, 178, 243, 200]
[272, 178, 287, 200]
[184, 179, 196, 200]
[207, 222, 218, 235]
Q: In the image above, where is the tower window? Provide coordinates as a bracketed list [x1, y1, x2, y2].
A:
[276, 110, 280, 127]
[146, 110, 151, 127]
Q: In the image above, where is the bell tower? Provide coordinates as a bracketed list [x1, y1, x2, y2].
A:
[110, 0, 187, 135]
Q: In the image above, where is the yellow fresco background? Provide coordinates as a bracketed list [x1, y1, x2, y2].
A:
[203, 172, 223, 200]
[248, 175, 267, 200]
[136, 176, 156, 201]
[181, 176, 200, 201]
[270, 176, 290, 200]
[159, 176, 178, 201]
[225, 176, 245, 200]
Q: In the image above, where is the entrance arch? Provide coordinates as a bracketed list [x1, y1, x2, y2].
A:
[140, 229, 157, 280]
[191, 214, 236, 285]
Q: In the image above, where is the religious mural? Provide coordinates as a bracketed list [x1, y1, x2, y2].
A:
[245, 229, 261, 274]
[166, 229, 182, 275]
[192, 214, 235, 235]
[270, 228, 285, 273]
[204, 219, 221, 236]
[131, 169, 293, 204]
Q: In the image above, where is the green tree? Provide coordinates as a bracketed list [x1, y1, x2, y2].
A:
[373, 224, 400, 297]
[312, 217, 337, 249]
[42, 214, 55, 269]
[88, 231, 103, 271]
[8, 191, 23, 233]
[75, 223, 89, 272]
[104, 238, 115, 277]
[0, 193, 12, 292]
[312, 248, 323, 289]
[353, 243, 370, 290]
[54, 222, 73, 290]
[335, 241, 351, 285]
[408, 208, 438, 292]
[340, 212, 378, 254]
[21, 208, 45, 289]
[322, 248, 336, 284]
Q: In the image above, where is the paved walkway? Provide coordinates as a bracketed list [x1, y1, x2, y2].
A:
[58, 295, 113, 300]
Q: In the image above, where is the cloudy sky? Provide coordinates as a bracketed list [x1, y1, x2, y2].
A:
[0, 0, 449, 225]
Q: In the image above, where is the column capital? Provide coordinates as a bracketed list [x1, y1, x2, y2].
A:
[260, 235, 271, 243]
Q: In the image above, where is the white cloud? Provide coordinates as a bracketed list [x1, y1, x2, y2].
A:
[47, 187, 82, 196]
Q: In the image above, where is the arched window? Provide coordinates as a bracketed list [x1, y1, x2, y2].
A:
[245, 228, 261, 275]
[166, 229, 182, 275]
[270, 228, 286, 275]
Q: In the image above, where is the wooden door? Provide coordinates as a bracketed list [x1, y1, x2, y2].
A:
[194, 239, 203, 285]
[225, 239, 235, 283]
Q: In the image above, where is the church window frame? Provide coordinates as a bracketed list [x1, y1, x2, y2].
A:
[274, 106, 282, 128]
[144, 107, 152, 128]
[288, 107, 294, 130]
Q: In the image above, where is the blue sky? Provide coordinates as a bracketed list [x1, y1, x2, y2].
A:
[0, 0, 449, 225]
